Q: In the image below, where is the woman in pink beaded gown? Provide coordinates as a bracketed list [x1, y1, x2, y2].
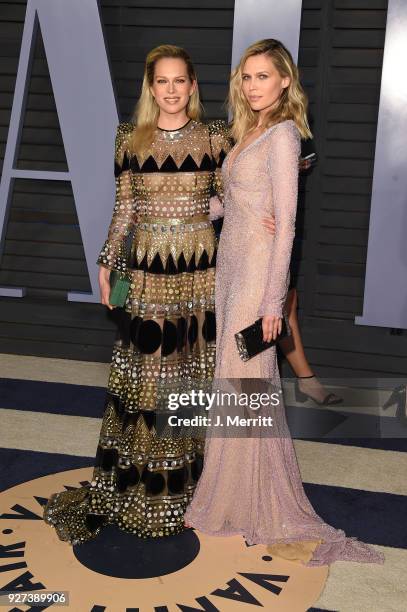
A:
[184, 39, 384, 567]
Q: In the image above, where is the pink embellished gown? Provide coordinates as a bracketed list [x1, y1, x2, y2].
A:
[184, 119, 385, 567]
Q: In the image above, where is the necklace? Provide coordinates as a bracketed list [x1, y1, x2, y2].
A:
[156, 119, 196, 142]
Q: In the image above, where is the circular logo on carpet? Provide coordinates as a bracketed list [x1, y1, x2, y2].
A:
[0, 469, 328, 611]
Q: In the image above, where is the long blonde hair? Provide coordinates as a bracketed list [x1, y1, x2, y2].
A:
[228, 39, 312, 142]
[129, 45, 203, 157]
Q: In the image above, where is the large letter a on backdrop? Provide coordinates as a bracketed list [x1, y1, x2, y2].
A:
[0, 0, 118, 302]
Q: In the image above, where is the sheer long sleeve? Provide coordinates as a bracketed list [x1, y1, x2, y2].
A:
[257, 121, 301, 318]
[208, 120, 233, 219]
[97, 122, 136, 272]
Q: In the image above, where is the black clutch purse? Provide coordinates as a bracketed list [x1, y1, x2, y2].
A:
[235, 315, 290, 362]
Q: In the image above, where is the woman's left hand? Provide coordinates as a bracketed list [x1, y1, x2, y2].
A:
[262, 214, 276, 235]
[262, 315, 282, 342]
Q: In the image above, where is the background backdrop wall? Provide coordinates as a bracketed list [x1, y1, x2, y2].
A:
[0, 0, 405, 377]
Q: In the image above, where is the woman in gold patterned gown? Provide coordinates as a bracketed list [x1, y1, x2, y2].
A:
[43, 45, 233, 544]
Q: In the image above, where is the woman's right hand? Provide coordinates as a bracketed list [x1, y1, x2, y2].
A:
[98, 265, 114, 310]
[262, 315, 282, 342]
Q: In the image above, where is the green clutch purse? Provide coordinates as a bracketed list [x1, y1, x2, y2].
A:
[109, 270, 131, 307]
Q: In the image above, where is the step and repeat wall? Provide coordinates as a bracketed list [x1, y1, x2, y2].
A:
[0, 0, 406, 377]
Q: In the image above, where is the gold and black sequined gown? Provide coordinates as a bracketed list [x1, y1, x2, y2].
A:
[43, 118, 232, 544]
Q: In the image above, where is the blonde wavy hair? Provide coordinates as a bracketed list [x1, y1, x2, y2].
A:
[228, 39, 312, 142]
[129, 45, 203, 157]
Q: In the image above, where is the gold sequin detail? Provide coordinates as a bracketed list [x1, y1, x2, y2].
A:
[43, 119, 232, 544]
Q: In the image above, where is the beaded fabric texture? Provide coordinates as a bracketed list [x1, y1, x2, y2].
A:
[43, 119, 233, 544]
[184, 120, 385, 567]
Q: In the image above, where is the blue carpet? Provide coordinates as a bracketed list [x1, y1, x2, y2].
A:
[1, 378, 406, 450]
[304, 482, 407, 549]
[0, 378, 106, 417]
[1, 376, 406, 559]
[0, 447, 404, 550]
[0, 447, 93, 492]
[0, 375, 401, 608]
